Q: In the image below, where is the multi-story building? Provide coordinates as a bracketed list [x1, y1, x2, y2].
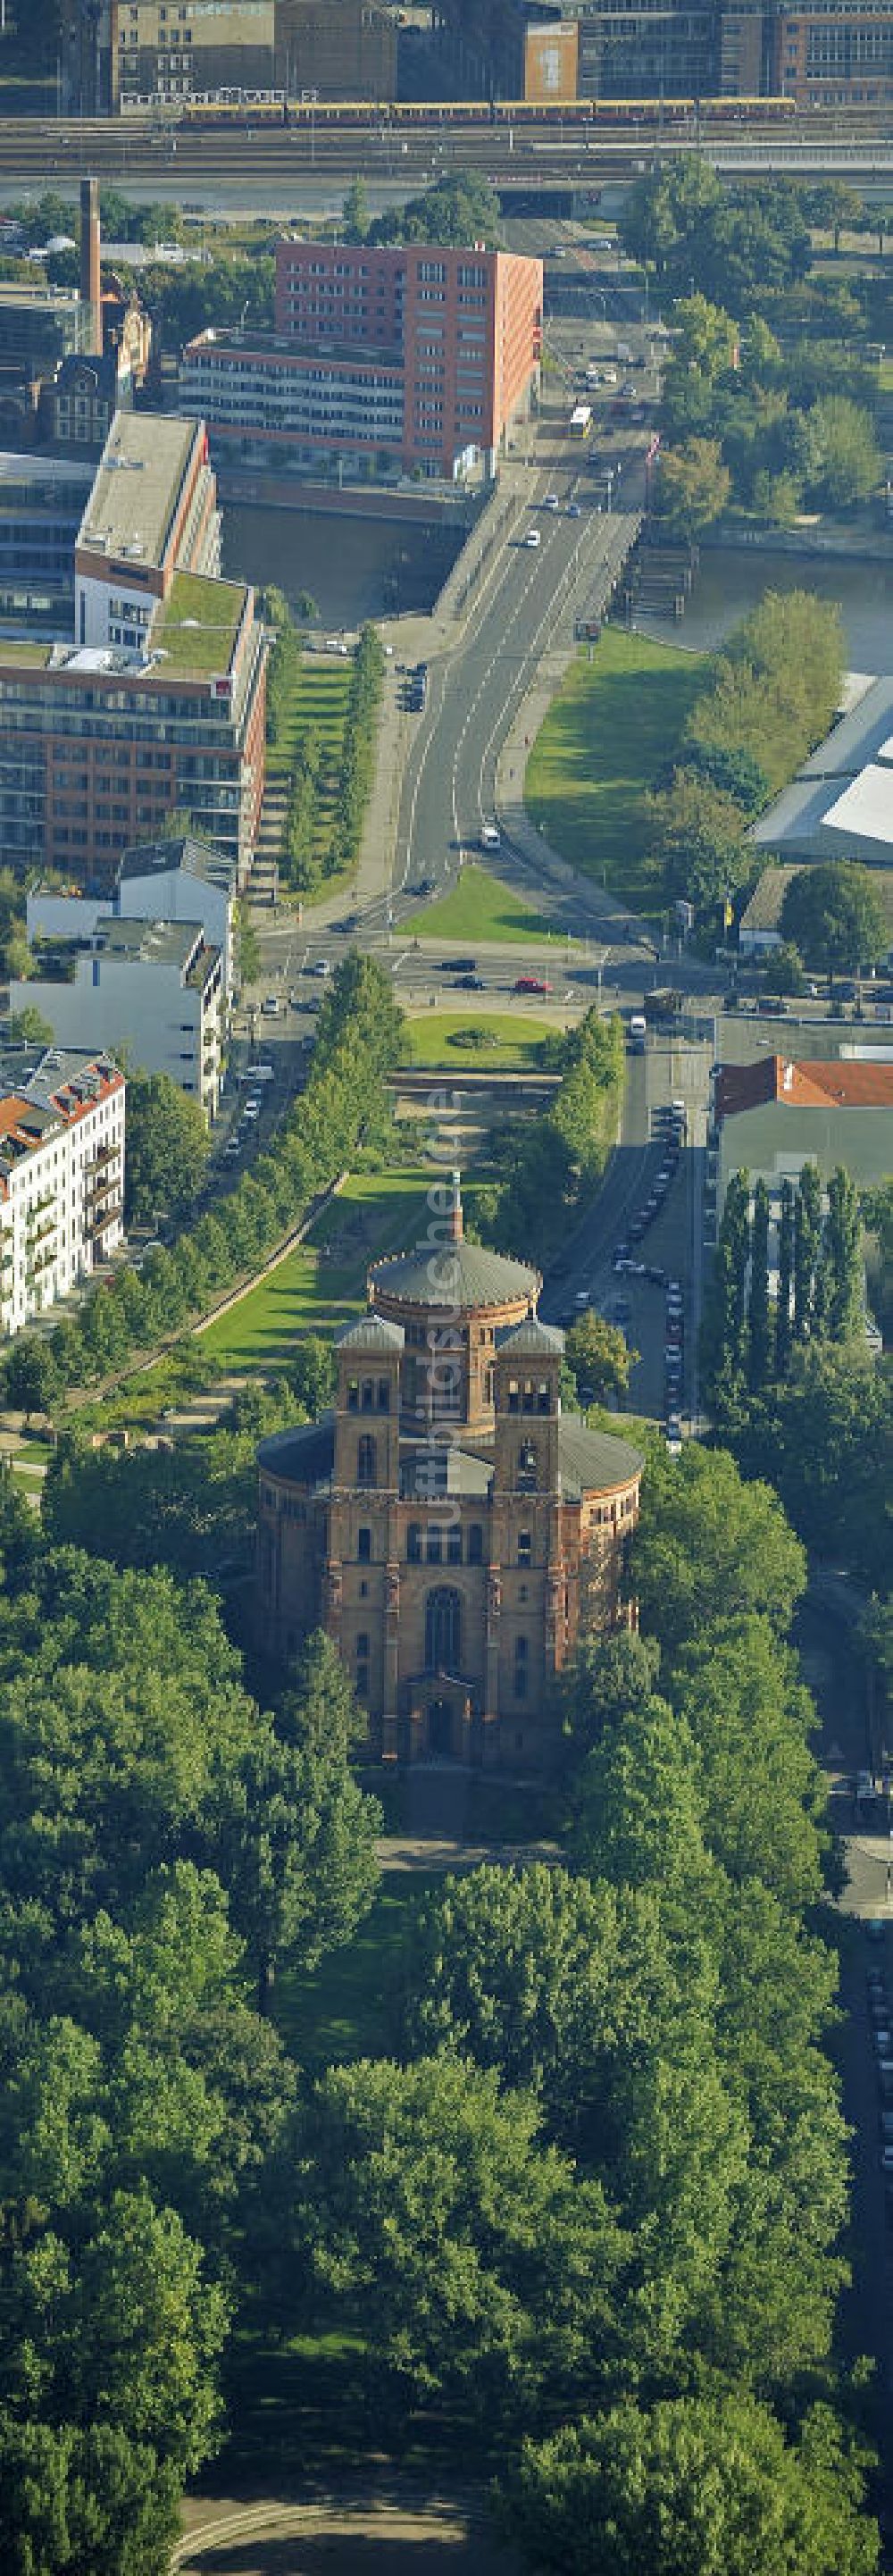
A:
[28, 828, 240, 1000]
[0, 453, 93, 639]
[255, 1177, 643, 1769]
[111, 0, 276, 108]
[12, 917, 222, 1117]
[772, 0, 891, 106]
[0, 1048, 125, 1338]
[181, 237, 543, 483]
[0, 411, 266, 890]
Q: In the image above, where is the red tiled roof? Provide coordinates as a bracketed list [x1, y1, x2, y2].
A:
[716, 1054, 893, 1121]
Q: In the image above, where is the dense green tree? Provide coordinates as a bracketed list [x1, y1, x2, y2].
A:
[287, 2053, 623, 2425]
[799, 394, 881, 507]
[821, 1166, 864, 1342]
[748, 1177, 772, 1390]
[223, 1634, 380, 2012]
[655, 438, 731, 541]
[498, 2395, 878, 2576]
[776, 1176, 795, 1376]
[565, 1310, 636, 1405]
[737, 1342, 891, 1587]
[700, 1167, 750, 1404]
[369, 171, 502, 250]
[629, 1440, 806, 1658]
[794, 1159, 823, 1339]
[683, 740, 770, 813]
[124, 1071, 210, 1226]
[559, 1629, 661, 1767]
[648, 765, 748, 910]
[672, 1616, 825, 1907]
[342, 176, 370, 240]
[761, 940, 807, 997]
[781, 860, 889, 976]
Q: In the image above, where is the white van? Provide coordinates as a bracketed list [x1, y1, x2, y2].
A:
[524, 527, 541, 549]
[480, 823, 501, 850]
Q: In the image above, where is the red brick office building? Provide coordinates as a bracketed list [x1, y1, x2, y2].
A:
[181, 238, 544, 482]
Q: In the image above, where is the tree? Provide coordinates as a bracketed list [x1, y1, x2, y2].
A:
[794, 1159, 823, 1338]
[761, 940, 806, 997]
[1, 1333, 60, 1422]
[700, 1167, 750, 1406]
[821, 1166, 864, 1342]
[343, 176, 369, 240]
[565, 1311, 636, 1405]
[683, 739, 770, 814]
[776, 1176, 795, 1376]
[672, 1614, 826, 1909]
[780, 860, 888, 977]
[647, 768, 747, 912]
[805, 181, 865, 255]
[124, 1069, 210, 1226]
[629, 1440, 806, 1659]
[655, 437, 731, 541]
[747, 1177, 772, 1390]
[498, 2395, 879, 2576]
[670, 291, 739, 381]
[800, 394, 881, 508]
[224, 1633, 381, 2012]
[737, 1340, 892, 1587]
[286, 2053, 623, 2426]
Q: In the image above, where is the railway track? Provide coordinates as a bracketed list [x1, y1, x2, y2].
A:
[0, 109, 888, 185]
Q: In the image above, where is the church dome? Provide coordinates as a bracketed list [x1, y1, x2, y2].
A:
[369, 1171, 539, 1317]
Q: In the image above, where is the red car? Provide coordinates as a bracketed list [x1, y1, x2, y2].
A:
[514, 975, 553, 995]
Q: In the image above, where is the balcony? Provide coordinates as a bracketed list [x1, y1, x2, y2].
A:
[88, 1201, 122, 1237]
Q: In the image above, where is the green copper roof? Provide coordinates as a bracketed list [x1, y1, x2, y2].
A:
[371, 1239, 539, 1312]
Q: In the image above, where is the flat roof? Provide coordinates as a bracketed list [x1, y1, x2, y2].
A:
[152, 570, 246, 677]
[823, 765, 893, 849]
[0, 281, 81, 315]
[98, 916, 203, 968]
[78, 413, 199, 573]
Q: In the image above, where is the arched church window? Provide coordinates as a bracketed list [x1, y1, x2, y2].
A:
[357, 1434, 377, 1487]
[425, 1586, 462, 1674]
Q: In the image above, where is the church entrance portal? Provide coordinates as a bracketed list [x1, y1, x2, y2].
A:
[429, 1696, 453, 1759]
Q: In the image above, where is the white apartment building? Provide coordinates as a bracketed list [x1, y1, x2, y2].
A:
[12, 917, 222, 1117]
[28, 830, 239, 1001]
[0, 1050, 125, 1338]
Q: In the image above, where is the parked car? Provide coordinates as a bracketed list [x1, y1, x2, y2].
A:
[543, 492, 560, 511]
[567, 501, 581, 518]
[261, 994, 280, 1016]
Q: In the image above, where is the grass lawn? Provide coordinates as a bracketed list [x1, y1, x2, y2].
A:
[266, 654, 355, 899]
[273, 1869, 430, 2070]
[154, 571, 245, 676]
[198, 1164, 447, 1372]
[403, 1011, 557, 1070]
[525, 628, 710, 915]
[405, 864, 559, 946]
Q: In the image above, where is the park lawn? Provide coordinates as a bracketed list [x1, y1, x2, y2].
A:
[273, 1868, 431, 2070]
[405, 863, 559, 945]
[525, 628, 710, 914]
[403, 1011, 557, 1070]
[267, 652, 354, 891]
[198, 1163, 446, 1372]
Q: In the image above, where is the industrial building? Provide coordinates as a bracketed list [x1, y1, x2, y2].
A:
[750, 677, 893, 874]
[181, 237, 543, 483]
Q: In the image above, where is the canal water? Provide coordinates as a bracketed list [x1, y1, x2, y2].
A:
[221, 500, 464, 627]
[633, 543, 893, 674]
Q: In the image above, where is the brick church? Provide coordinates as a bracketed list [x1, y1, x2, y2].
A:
[255, 1177, 643, 1769]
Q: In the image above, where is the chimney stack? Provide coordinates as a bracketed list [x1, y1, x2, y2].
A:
[79, 177, 102, 357]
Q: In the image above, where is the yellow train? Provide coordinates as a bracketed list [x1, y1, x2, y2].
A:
[177, 91, 797, 134]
